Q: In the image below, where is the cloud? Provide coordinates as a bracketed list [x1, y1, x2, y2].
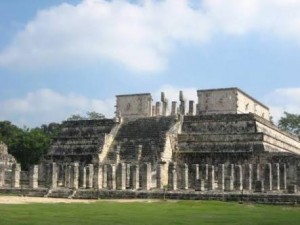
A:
[2, 0, 300, 73]
[0, 0, 211, 73]
[264, 87, 300, 122]
[0, 89, 114, 127]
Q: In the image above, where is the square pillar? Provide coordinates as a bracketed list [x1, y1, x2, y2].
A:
[200, 164, 209, 180]
[116, 163, 126, 190]
[79, 165, 86, 189]
[272, 163, 280, 191]
[225, 176, 234, 192]
[188, 100, 194, 115]
[234, 165, 243, 191]
[155, 102, 161, 116]
[157, 162, 167, 189]
[255, 180, 264, 192]
[103, 164, 108, 189]
[108, 164, 116, 190]
[171, 101, 177, 115]
[192, 164, 199, 189]
[64, 164, 71, 188]
[71, 163, 79, 189]
[280, 164, 287, 190]
[131, 164, 139, 190]
[29, 165, 39, 189]
[126, 163, 131, 189]
[168, 163, 177, 190]
[207, 165, 215, 190]
[11, 163, 21, 188]
[46, 163, 57, 189]
[218, 164, 225, 191]
[86, 164, 94, 189]
[141, 163, 151, 190]
[243, 164, 252, 191]
[93, 164, 103, 190]
[0, 166, 4, 187]
[264, 163, 272, 191]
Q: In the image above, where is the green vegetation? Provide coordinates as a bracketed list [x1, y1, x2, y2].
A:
[279, 112, 300, 139]
[0, 200, 300, 225]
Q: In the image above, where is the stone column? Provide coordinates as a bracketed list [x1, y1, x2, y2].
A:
[141, 163, 151, 190]
[48, 163, 57, 189]
[93, 164, 103, 190]
[280, 164, 287, 190]
[11, 163, 21, 188]
[86, 164, 94, 189]
[126, 163, 131, 189]
[108, 164, 116, 190]
[195, 179, 205, 191]
[234, 165, 243, 191]
[243, 164, 252, 191]
[201, 164, 209, 180]
[207, 165, 215, 190]
[161, 92, 168, 116]
[180, 164, 188, 190]
[168, 163, 177, 190]
[136, 145, 142, 162]
[71, 163, 79, 189]
[79, 165, 86, 189]
[64, 164, 71, 188]
[192, 164, 199, 189]
[225, 176, 234, 192]
[103, 164, 108, 189]
[152, 105, 156, 117]
[171, 101, 177, 115]
[116, 163, 126, 190]
[179, 91, 186, 115]
[131, 164, 139, 190]
[255, 180, 264, 192]
[115, 145, 120, 165]
[29, 165, 39, 189]
[155, 102, 161, 116]
[296, 165, 300, 188]
[0, 166, 4, 187]
[218, 164, 225, 191]
[264, 163, 272, 191]
[228, 164, 235, 184]
[156, 162, 166, 189]
[273, 163, 280, 191]
[188, 100, 194, 116]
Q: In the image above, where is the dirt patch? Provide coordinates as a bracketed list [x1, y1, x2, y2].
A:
[0, 196, 168, 204]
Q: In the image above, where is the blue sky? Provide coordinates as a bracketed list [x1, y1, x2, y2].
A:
[1, 0, 300, 127]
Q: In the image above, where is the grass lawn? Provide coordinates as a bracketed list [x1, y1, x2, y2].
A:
[1, 200, 300, 225]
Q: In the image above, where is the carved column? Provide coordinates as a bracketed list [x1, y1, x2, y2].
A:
[29, 165, 39, 189]
[131, 164, 139, 190]
[79, 165, 86, 189]
[218, 164, 225, 191]
[188, 100, 194, 116]
[179, 91, 186, 115]
[264, 163, 272, 191]
[161, 92, 168, 116]
[273, 163, 280, 191]
[93, 164, 103, 190]
[48, 163, 57, 189]
[155, 102, 161, 116]
[234, 165, 243, 191]
[102, 164, 108, 189]
[243, 164, 252, 191]
[64, 164, 71, 188]
[168, 163, 177, 190]
[116, 163, 126, 190]
[181, 164, 188, 190]
[115, 145, 120, 165]
[280, 164, 287, 190]
[192, 164, 199, 189]
[71, 163, 79, 189]
[0, 166, 4, 187]
[126, 163, 131, 189]
[157, 162, 166, 189]
[136, 145, 142, 162]
[86, 164, 94, 189]
[141, 163, 151, 190]
[171, 101, 177, 115]
[207, 165, 215, 190]
[108, 164, 116, 190]
[225, 176, 233, 192]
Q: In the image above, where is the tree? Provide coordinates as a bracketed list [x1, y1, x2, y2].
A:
[278, 112, 300, 138]
[67, 111, 105, 121]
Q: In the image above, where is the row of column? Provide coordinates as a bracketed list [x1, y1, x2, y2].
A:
[0, 162, 297, 193]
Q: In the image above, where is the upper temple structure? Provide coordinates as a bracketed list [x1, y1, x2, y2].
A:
[1, 87, 300, 200]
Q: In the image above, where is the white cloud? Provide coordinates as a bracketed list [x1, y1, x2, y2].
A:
[0, 89, 114, 127]
[264, 88, 300, 122]
[2, 0, 300, 73]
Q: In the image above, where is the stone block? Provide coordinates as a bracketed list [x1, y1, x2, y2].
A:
[29, 165, 39, 189]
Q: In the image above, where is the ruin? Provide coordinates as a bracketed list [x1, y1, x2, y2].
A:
[1, 87, 300, 203]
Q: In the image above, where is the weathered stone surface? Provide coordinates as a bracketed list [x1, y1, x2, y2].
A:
[141, 163, 151, 191]
[29, 165, 39, 189]
[116, 163, 126, 190]
[168, 163, 177, 190]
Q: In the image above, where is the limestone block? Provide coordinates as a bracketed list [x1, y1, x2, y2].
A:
[79, 166, 86, 189]
[93, 164, 103, 190]
[280, 164, 287, 190]
[29, 165, 39, 189]
[218, 164, 225, 191]
[131, 164, 139, 190]
[168, 163, 177, 190]
[71, 163, 79, 189]
[11, 163, 21, 188]
[272, 163, 280, 191]
[86, 164, 94, 189]
[116, 163, 126, 190]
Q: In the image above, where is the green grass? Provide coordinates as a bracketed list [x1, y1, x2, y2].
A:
[1, 200, 300, 225]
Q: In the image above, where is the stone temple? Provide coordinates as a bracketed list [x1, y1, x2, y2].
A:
[1, 87, 300, 202]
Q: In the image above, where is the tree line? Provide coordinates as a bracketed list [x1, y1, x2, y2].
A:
[0, 112, 299, 170]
